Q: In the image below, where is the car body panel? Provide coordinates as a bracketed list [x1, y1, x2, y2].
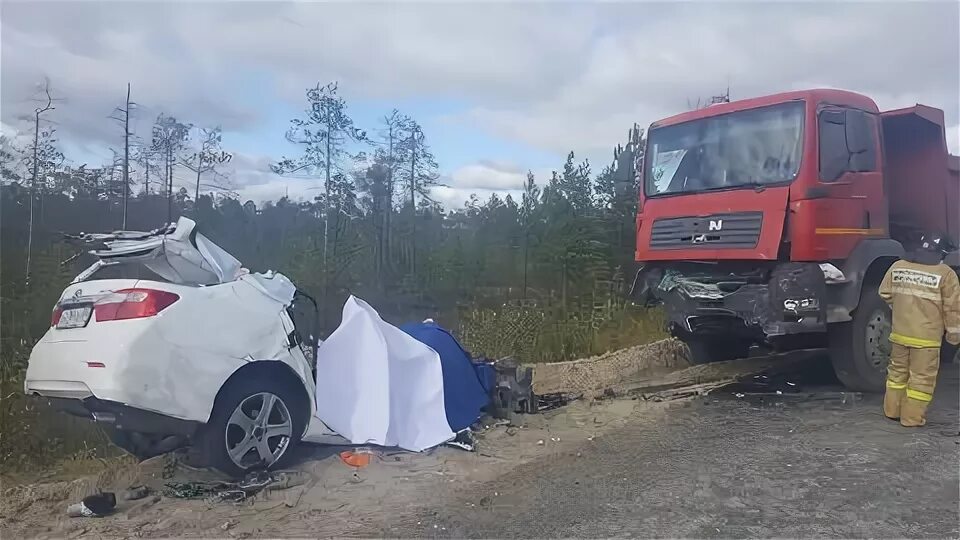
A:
[25, 217, 316, 426]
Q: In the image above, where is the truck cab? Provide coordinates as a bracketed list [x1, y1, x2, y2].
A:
[633, 89, 959, 390]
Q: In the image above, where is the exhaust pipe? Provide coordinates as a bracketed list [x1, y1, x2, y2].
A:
[91, 411, 116, 424]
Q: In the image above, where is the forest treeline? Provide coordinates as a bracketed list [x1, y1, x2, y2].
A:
[1, 79, 666, 468]
[2, 80, 660, 367]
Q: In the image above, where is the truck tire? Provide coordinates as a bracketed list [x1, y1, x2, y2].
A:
[195, 376, 307, 478]
[685, 338, 751, 365]
[828, 286, 890, 392]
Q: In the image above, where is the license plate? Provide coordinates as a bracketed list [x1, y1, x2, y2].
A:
[58, 306, 92, 329]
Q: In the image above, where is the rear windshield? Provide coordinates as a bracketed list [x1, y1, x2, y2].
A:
[78, 259, 170, 283]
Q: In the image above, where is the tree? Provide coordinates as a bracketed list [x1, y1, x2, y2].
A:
[273, 81, 365, 274]
[182, 126, 232, 202]
[372, 110, 407, 271]
[151, 114, 191, 221]
[25, 80, 62, 286]
[108, 83, 135, 227]
[355, 152, 392, 285]
[519, 170, 541, 297]
[0, 135, 25, 185]
[394, 118, 439, 277]
[557, 151, 593, 214]
[396, 118, 439, 210]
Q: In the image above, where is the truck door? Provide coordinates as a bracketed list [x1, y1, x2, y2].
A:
[798, 105, 886, 260]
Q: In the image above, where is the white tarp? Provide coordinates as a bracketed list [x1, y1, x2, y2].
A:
[312, 296, 454, 451]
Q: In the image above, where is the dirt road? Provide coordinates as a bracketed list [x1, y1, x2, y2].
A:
[3, 355, 957, 538]
[394, 359, 960, 538]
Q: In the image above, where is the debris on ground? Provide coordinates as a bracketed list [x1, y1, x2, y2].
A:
[538, 392, 581, 412]
[122, 486, 149, 501]
[445, 429, 477, 452]
[163, 470, 308, 503]
[339, 449, 375, 468]
[67, 492, 116, 517]
[490, 357, 537, 422]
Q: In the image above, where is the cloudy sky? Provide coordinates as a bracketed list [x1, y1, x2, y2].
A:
[2, 1, 958, 208]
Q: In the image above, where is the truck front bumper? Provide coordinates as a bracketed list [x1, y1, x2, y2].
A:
[640, 262, 828, 347]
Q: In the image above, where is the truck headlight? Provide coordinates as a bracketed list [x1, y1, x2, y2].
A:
[784, 298, 819, 312]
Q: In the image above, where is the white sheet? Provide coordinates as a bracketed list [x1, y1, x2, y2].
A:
[313, 296, 454, 451]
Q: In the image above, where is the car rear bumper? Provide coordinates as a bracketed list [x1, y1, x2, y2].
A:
[35, 395, 201, 437]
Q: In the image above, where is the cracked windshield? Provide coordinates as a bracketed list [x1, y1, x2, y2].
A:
[646, 102, 804, 196]
[1, 1, 958, 538]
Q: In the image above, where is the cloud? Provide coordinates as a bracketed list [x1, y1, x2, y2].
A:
[2, 1, 957, 206]
[446, 161, 527, 191]
[431, 185, 522, 212]
[464, 3, 959, 160]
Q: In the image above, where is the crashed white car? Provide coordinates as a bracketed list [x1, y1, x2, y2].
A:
[25, 217, 321, 476]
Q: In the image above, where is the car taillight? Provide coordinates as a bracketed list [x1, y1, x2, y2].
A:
[94, 288, 180, 322]
[51, 306, 63, 327]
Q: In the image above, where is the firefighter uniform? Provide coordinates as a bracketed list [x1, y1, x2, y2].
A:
[879, 259, 960, 426]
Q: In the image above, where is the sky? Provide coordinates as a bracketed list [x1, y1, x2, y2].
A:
[2, 1, 958, 209]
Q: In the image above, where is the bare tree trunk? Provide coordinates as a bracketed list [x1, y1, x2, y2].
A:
[194, 152, 204, 204]
[122, 82, 130, 228]
[323, 102, 331, 275]
[384, 125, 394, 278]
[26, 110, 39, 286]
[409, 130, 417, 278]
[166, 145, 173, 222]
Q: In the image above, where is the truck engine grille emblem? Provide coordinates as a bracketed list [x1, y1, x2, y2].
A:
[650, 212, 762, 250]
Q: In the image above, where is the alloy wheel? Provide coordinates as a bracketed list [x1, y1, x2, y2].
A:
[224, 392, 293, 469]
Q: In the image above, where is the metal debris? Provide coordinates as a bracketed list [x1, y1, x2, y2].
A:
[164, 470, 306, 503]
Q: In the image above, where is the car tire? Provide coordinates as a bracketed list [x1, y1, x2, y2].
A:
[828, 285, 889, 392]
[684, 337, 751, 365]
[196, 376, 307, 478]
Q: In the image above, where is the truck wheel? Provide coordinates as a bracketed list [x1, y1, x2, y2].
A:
[828, 287, 889, 392]
[196, 377, 306, 478]
[685, 338, 751, 365]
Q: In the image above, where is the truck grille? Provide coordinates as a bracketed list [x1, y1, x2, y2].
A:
[650, 212, 763, 250]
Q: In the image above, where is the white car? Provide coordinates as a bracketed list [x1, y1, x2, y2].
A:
[24, 217, 321, 476]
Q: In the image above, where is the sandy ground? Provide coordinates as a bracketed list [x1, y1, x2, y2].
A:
[0, 387, 666, 538]
[393, 358, 960, 538]
[3, 353, 956, 538]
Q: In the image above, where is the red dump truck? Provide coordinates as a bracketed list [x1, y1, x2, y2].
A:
[631, 89, 959, 391]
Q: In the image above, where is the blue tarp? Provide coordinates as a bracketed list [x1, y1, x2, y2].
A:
[400, 321, 492, 432]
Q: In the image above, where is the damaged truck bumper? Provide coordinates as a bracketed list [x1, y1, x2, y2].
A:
[636, 262, 829, 348]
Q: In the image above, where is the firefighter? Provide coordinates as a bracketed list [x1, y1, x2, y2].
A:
[880, 232, 960, 427]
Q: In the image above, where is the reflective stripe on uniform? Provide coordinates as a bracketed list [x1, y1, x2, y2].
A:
[886, 380, 907, 390]
[906, 388, 933, 402]
[889, 286, 942, 301]
[889, 333, 942, 349]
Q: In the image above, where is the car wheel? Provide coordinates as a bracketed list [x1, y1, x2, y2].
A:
[197, 377, 306, 477]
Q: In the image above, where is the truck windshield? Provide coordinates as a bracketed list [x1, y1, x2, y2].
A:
[645, 102, 804, 196]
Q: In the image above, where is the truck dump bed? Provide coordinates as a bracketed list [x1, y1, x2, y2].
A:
[881, 105, 959, 246]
